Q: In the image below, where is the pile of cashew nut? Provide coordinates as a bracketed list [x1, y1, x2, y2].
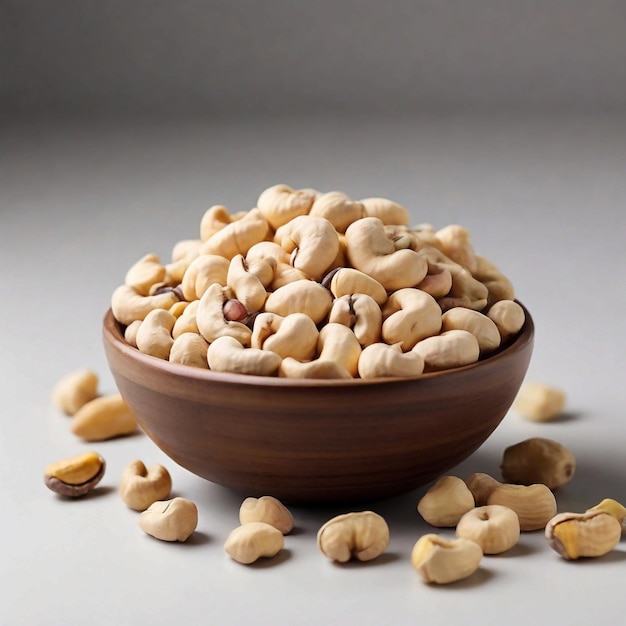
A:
[111, 183, 526, 378]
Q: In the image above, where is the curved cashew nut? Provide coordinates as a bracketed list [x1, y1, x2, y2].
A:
[441, 307, 501, 353]
[124, 253, 167, 296]
[309, 191, 364, 233]
[200, 208, 269, 259]
[196, 283, 252, 346]
[345, 217, 428, 291]
[251, 312, 319, 361]
[207, 336, 281, 376]
[412, 329, 480, 372]
[180, 254, 230, 301]
[246, 241, 290, 266]
[169, 332, 209, 369]
[358, 342, 424, 379]
[325, 267, 387, 306]
[487, 299, 525, 340]
[328, 294, 382, 348]
[135, 309, 176, 360]
[360, 197, 410, 226]
[256, 183, 318, 230]
[119, 459, 173, 511]
[473, 255, 515, 307]
[111, 284, 180, 326]
[415, 260, 453, 299]
[172, 299, 199, 339]
[264, 280, 333, 325]
[200, 204, 246, 242]
[274, 215, 340, 281]
[435, 225, 478, 273]
[278, 358, 352, 379]
[317, 323, 362, 377]
[171, 238, 202, 264]
[382, 288, 442, 351]
[227, 254, 268, 313]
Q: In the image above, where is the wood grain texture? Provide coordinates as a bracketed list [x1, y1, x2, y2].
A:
[103, 305, 534, 504]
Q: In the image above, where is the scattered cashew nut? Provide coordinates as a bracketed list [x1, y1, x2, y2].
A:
[138, 497, 198, 542]
[119, 459, 173, 511]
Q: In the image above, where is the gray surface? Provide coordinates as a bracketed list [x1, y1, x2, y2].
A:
[1, 114, 626, 625]
[3, 1, 626, 116]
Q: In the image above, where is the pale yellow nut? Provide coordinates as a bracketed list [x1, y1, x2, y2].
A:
[239, 496, 294, 535]
[70, 394, 138, 442]
[545, 510, 622, 560]
[124, 253, 166, 296]
[224, 522, 285, 564]
[138, 497, 198, 542]
[412, 330, 480, 372]
[119, 460, 173, 511]
[456, 505, 520, 554]
[512, 381, 566, 422]
[44, 451, 106, 497]
[500, 437, 576, 490]
[417, 476, 475, 527]
[317, 511, 389, 563]
[487, 483, 557, 531]
[51, 369, 99, 416]
[465, 473, 502, 506]
[411, 534, 483, 584]
[586, 499, 626, 532]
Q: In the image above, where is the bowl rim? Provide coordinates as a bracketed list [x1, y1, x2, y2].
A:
[103, 301, 534, 389]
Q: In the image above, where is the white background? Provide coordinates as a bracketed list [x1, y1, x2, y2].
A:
[1, 113, 625, 625]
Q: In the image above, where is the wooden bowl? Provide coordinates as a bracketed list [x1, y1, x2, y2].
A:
[103, 305, 534, 504]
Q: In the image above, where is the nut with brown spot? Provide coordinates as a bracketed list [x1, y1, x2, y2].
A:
[44, 451, 106, 497]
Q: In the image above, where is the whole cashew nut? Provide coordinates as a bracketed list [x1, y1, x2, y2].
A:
[119, 459, 173, 511]
[473, 255, 515, 306]
[328, 294, 382, 348]
[412, 329, 480, 371]
[227, 254, 268, 313]
[316, 323, 362, 377]
[434, 224, 478, 273]
[200, 204, 246, 242]
[172, 299, 200, 339]
[360, 197, 410, 226]
[487, 299, 526, 341]
[274, 215, 340, 281]
[357, 342, 424, 379]
[251, 312, 319, 361]
[309, 191, 364, 233]
[207, 336, 282, 376]
[196, 283, 252, 346]
[169, 332, 209, 369]
[124, 253, 167, 296]
[325, 267, 387, 306]
[256, 183, 318, 230]
[441, 307, 501, 354]
[200, 208, 269, 259]
[111, 284, 180, 326]
[181, 254, 230, 301]
[135, 309, 176, 360]
[278, 358, 352, 379]
[264, 279, 333, 325]
[345, 217, 428, 291]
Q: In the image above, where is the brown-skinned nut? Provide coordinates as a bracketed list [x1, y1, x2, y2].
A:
[119, 460, 173, 511]
[196, 283, 252, 347]
[465, 473, 502, 506]
[44, 451, 106, 497]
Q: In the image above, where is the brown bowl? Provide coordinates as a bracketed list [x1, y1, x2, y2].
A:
[103, 304, 534, 504]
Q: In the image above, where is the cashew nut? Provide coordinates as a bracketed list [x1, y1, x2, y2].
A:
[434, 224, 478, 273]
[309, 191, 364, 232]
[169, 332, 209, 369]
[274, 215, 340, 281]
[139, 497, 198, 542]
[487, 483, 557, 531]
[256, 183, 317, 230]
[200, 208, 269, 259]
[51, 369, 99, 416]
[172, 299, 200, 339]
[382, 288, 442, 351]
[316, 323, 362, 378]
[360, 197, 410, 225]
[278, 358, 352, 379]
[357, 342, 424, 379]
[473, 254, 515, 306]
[317, 511, 389, 563]
[345, 217, 427, 291]
[44, 451, 106, 498]
[119, 459, 173, 511]
[200, 204, 245, 241]
[227, 254, 268, 313]
[465, 472, 503, 506]
[456, 505, 520, 554]
[207, 336, 281, 376]
[111, 284, 180, 326]
[196, 283, 252, 346]
[325, 267, 387, 306]
[171, 238, 202, 264]
[264, 279, 333, 325]
[411, 534, 483, 584]
[417, 476, 476, 527]
[135, 309, 176, 360]
[124, 320, 142, 347]
[251, 312, 319, 361]
[70, 393, 138, 441]
[412, 329, 480, 371]
[441, 307, 501, 354]
[328, 293, 382, 348]
[512, 381, 566, 422]
[239, 496, 294, 535]
[181, 254, 230, 301]
[487, 299, 526, 341]
[124, 253, 167, 296]
[224, 522, 285, 564]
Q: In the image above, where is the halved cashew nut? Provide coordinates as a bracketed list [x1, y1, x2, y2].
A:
[456, 505, 520, 554]
[264, 280, 333, 325]
[208, 336, 281, 376]
[120, 459, 173, 511]
[360, 197, 410, 225]
[181, 254, 230, 301]
[345, 217, 427, 291]
[124, 253, 167, 296]
[309, 191, 364, 232]
[196, 283, 252, 346]
[52, 369, 99, 416]
[135, 309, 176, 360]
[274, 215, 340, 281]
[70, 394, 138, 441]
[411, 534, 483, 584]
[169, 332, 209, 368]
[239, 496, 294, 535]
[328, 293, 382, 348]
[358, 342, 424, 379]
[227, 254, 268, 313]
[441, 307, 501, 354]
[326, 267, 387, 306]
[317, 511, 390, 563]
[111, 284, 180, 326]
[252, 312, 319, 361]
[139, 497, 198, 542]
[256, 183, 317, 230]
[200, 208, 269, 259]
[382, 288, 442, 351]
[412, 330, 480, 372]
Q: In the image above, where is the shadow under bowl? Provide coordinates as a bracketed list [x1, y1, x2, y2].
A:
[103, 304, 534, 504]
